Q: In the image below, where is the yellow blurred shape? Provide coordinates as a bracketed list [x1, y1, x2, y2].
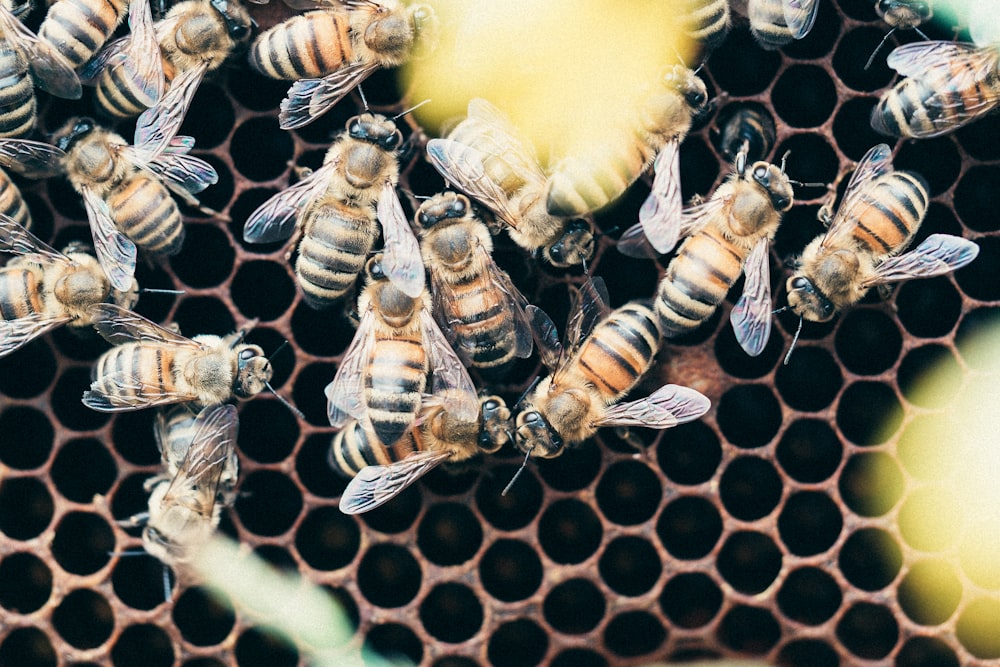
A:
[404, 0, 694, 163]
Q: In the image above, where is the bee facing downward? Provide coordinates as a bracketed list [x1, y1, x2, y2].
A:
[83, 303, 273, 411]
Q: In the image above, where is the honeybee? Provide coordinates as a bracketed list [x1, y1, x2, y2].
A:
[54, 116, 219, 292]
[0, 0, 82, 138]
[243, 112, 423, 306]
[325, 254, 477, 451]
[83, 302, 273, 411]
[331, 393, 511, 514]
[0, 215, 139, 358]
[514, 277, 710, 458]
[654, 147, 794, 357]
[682, 0, 731, 51]
[139, 403, 239, 565]
[417, 191, 533, 380]
[426, 98, 595, 268]
[715, 103, 777, 164]
[39, 0, 149, 69]
[248, 0, 437, 129]
[746, 0, 820, 50]
[546, 64, 709, 253]
[870, 40, 1000, 138]
[84, 0, 252, 121]
[786, 143, 979, 326]
[0, 137, 73, 230]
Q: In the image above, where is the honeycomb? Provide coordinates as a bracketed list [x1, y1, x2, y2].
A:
[1, 0, 998, 665]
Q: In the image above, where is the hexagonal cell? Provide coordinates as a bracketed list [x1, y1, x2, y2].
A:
[488, 619, 549, 667]
[716, 605, 780, 656]
[111, 624, 175, 667]
[356, 544, 421, 608]
[657, 495, 723, 560]
[0, 552, 52, 614]
[719, 456, 782, 521]
[595, 460, 661, 525]
[835, 602, 899, 661]
[716, 531, 782, 595]
[420, 584, 484, 644]
[598, 536, 661, 597]
[52, 588, 114, 649]
[659, 572, 722, 629]
[537, 499, 602, 565]
[544, 578, 606, 635]
[480, 539, 543, 602]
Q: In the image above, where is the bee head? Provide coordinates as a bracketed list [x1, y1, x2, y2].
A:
[748, 160, 794, 212]
[877, 0, 932, 27]
[233, 345, 272, 397]
[417, 192, 468, 228]
[514, 409, 563, 458]
[208, 0, 254, 44]
[53, 117, 96, 152]
[786, 274, 836, 322]
[478, 395, 511, 453]
[347, 114, 403, 152]
[662, 65, 709, 115]
[545, 219, 594, 268]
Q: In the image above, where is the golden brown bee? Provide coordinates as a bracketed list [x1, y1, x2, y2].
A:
[0, 215, 139, 358]
[243, 112, 423, 307]
[871, 41, 1000, 138]
[0, 137, 73, 230]
[84, 0, 252, 120]
[83, 303, 273, 411]
[417, 191, 533, 380]
[786, 143, 979, 326]
[54, 116, 219, 292]
[39, 0, 141, 69]
[715, 103, 777, 165]
[426, 98, 595, 268]
[682, 0, 731, 51]
[0, 0, 82, 138]
[654, 147, 794, 356]
[325, 254, 476, 452]
[331, 393, 511, 514]
[137, 403, 239, 565]
[515, 277, 710, 459]
[248, 0, 437, 129]
[746, 0, 819, 50]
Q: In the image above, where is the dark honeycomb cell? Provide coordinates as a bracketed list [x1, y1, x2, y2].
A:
[896, 636, 960, 667]
[777, 133, 840, 187]
[603, 610, 666, 658]
[295, 507, 359, 572]
[357, 544, 421, 608]
[594, 460, 661, 525]
[480, 539, 543, 602]
[775, 346, 842, 411]
[598, 536, 661, 597]
[189, 154, 236, 218]
[417, 502, 483, 566]
[231, 260, 296, 322]
[895, 276, 964, 339]
[716, 605, 780, 655]
[708, 29, 782, 96]
[477, 465, 543, 530]
[366, 623, 423, 664]
[898, 485, 961, 552]
[0, 552, 52, 614]
[230, 117, 295, 183]
[234, 627, 299, 667]
[897, 412, 956, 482]
[832, 96, 889, 160]
[836, 602, 899, 660]
[0, 627, 56, 667]
[0, 477, 53, 541]
[488, 619, 548, 667]
[657, 495, 723, 560]
[836, 380, 903, 445]
[535, 443, 601, 492]
[359, 484, 422, 533]
[955, 111, 1000, 162]
[51, 366, 110, 432]
[180, 83, 234, 149]
[0, 339, 55, 398]
[717, 384, 782, 448]
[953, 235, 1000, 301]
[543, 578, 606, 635]
[111, 410, 159, 466]
[679, 134, 723, 199]
[550, 648, 607, 667]
[237, 399, 299, 463]
[51, 511, 114, 575]
[895, 138, 962, 196]
[420, 584, 484, 644]
[296, 434, 348, 498]
[775, 418, 842, 483]
[898, 344, 962, 408]
[657, 420, 722, 485]
[112, 553, 170, 611]
[50, 438, 116, 503]
[226, 69, 289, 112]
[898, 558, 962, 626]
[834, 308, 901, 374]
[659, 572, 722, 629]
[234, 470, 303, 537]
[714, 324, 783, 380]
[52, 588, 114, 649]
[776, 566, 842, 625]
[171, 223, 236, 288]
[538, 499, 602, 565]
[775, 639, 840, 667]
[719, 456, 782, 521]
[293, 361, 337, 427]
[717, 531, 782, 595]
[839, 527, 903, 591]
[173, 296, 236, 336]
[772, 65, 838, 128]
[0, 406, 53, 470]
[832, 27, 897, 92]
[778, 490, 842, 556]
[840, 451, 905, 517]
[111, 624, 174, 667]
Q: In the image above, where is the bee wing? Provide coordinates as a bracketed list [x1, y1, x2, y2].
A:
[822, 143, 894, 248]
[89, 302, 198, 347]
[421, 310, 479, 422]
[133, 64, 208, 163]
[426, 139, 523, 230]
[0, 213, 66, 262]
[0, 3, 81, 99]
[243, 162, 337, 243]
[783, 0, 819, 39]
[887, 42, 998, 88]
[339, 449, 453, 515]
[111, 0, 165, 109]
[144, 150, 219, 197]
[637, 140, 683, 254]
[526, 304, 562, 372]
[0, 139, 67, 179]
[278, 61, 380, 130]
[326, 309, 377, 428]
[729, 237, 773, 357]
[377, 182, 426, 298]
[565, 275, 610, 353]
[0, 313, 71, 358]
[79, 34, 130, 84]
[83, 188, 137, 293]
[162, 405, 238, 516]
[478, 244, 535, 358]
[865, 234, 980, 287]
[83, 370, 200, 411]
[597, 384, 711, 428]
[462, 98, 543, 174]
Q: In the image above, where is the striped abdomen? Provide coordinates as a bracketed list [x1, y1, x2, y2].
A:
[39, 0, 127, 68]
[656, 226, 747, 338]
[574, 302, 661, 402]
[684, 0, 730, 50]
[329, 419, 420, 477]
[0, 267, 43, 321]
[92, 343, 181, 402]
[545, 140, 651, 217]
[94, 58, 171, 118]
[748, 0, 793, 50]
[365, 332, 427, 448]
[849, 171, 928, 257]
[443, 269, 521, 376]
[870, 76, 999, 138]
[107, 175, 184, 256]
[0, 169, 31, 229]
[0, 48, 35, 138]
[249, 10, 352, 80]
[296, 200, 377, 308]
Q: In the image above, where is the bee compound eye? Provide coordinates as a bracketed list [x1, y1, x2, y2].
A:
[791, 276, 810, 290]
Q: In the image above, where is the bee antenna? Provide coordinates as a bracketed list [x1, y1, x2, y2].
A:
[161, 564, 173, 602]
[783, 315, 804, 366]
[787, 179, 826, 188]
[231, 319, 259, 347]
[269, 339, 293, 361]
[913, 26, 930, 41]
[358, 85, 369, 111]
[864, 27, 896, 71]
[141, 288, 185, 295]
[394, 99, 432, 120]
[512, 376, 541, 413]
[771, 305, 788, 315]
[779, 150, 791, 174]
[263, 380, 305, 420]
[108, 548, 149, 557]
[501, 446, 533, 497]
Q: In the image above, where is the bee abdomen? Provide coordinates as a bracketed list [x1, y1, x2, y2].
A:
[577, 302, 660, 400]
[749, 1, 793, 50]
[854, 172, 928, 255]
[446, 277, 519, 371]
[108, 177, 185, 256]
[871, 78, 940, 138]
[0, 171, 30, 229]
[39, 0, 124, 68]
[366, 337, 426, 446]
[685, 0, 730, 49]
[329, 421, 420, 477]
[546, 143, 646, 217]
[93, 344, 179, 400]
[0, 49, 35, 139]
[94, 63, 154, 119]
[249, 11, 352, 80]
[0, 268, 43, 320]
[296, 210, 376, 308]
